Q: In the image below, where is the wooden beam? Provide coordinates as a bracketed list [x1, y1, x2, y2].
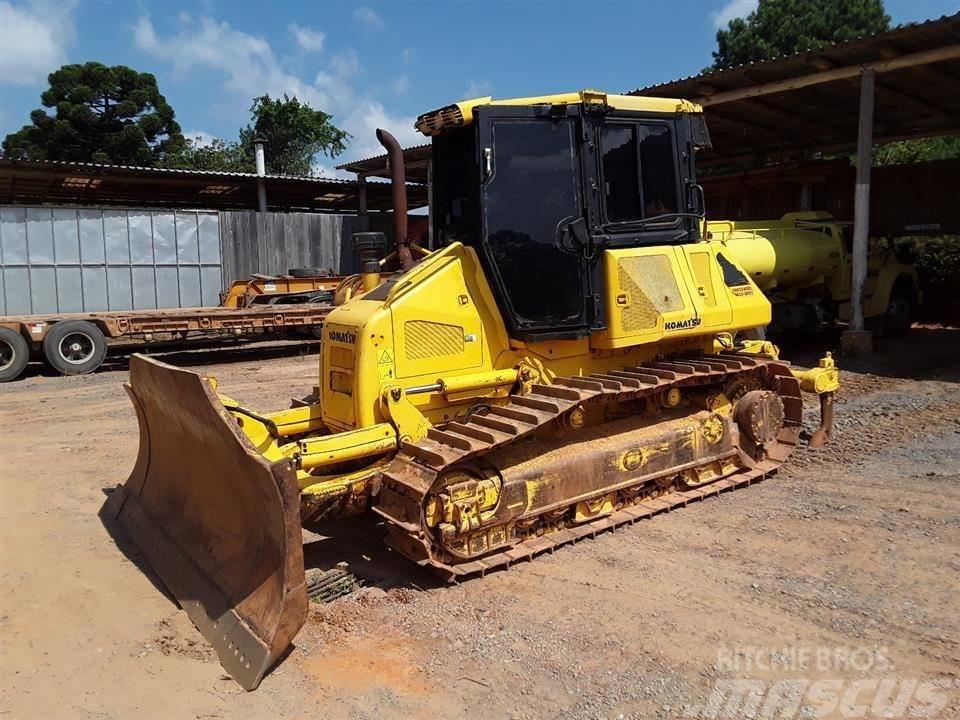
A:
[695, 43, 960, 106]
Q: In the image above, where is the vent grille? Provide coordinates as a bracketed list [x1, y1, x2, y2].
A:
[329, 345, 354, 369]
[618, 255, 683, 332]
[405, 321, 465, 360]
[415, 104, 465, 136]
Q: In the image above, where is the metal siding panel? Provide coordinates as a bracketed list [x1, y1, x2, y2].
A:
[155, 266, 179, 308]
[128, 210, 154, 264]
[200, 266, 223, 307]
[52, 208, 81, 264]
[30, 266, 57, 313]
[132, 267, 158, 310]
[176, 213, 199, 263]
[1, 207, 28, 264]
[56, 267, 84, 312]
[107, 267, 133, 310]
[3, 268, 30, 314]
[78, 210, 105, 264]
[26, 207, 54, 263]
[81, 267, 108, 311]
[153, 212, 177, 264]
[0, 270, 4, 314]
[3, 268, 31, 314]
[178, 266, 201, 307]
[198, 212, 221, 264]
[103, 211, 130, 264]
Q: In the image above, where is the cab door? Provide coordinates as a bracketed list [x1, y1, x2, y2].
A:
[476, 105, 593, 340]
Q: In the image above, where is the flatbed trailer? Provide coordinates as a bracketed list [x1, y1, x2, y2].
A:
[0, 302, 332, 382]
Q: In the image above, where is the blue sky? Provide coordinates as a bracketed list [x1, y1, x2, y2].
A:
[1, 0, 957, 176]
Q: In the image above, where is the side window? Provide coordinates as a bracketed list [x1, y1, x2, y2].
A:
[601, 125, 641, 222]
[483, 119, 584, 327]
[600, 122, 679, 223]
[639, 125, 678, 216]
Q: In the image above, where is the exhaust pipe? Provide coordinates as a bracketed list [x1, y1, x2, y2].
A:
[375, 128, 414, 271]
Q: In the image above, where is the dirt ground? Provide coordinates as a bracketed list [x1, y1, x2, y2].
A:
[1, 329, 958, 720]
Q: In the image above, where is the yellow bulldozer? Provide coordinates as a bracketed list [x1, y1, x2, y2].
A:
[106, 90, 840, 689]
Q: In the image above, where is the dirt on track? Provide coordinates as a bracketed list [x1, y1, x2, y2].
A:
[1, 330, 958, 720]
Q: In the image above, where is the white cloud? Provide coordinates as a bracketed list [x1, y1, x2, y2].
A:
[711, 0, 757, 29]
[390, 75, 409, 95]
[328, 49, 359, 80]
[462, 79, 492, 99]
[289, 23, 325, 52]
[134, 14, 326, 107]
[400, 47, 414, 64]
[0, 0, 76, 85]
[134, 12, 420, 171]
[184, 129, 218, 147]
[353, 6, 384, 32]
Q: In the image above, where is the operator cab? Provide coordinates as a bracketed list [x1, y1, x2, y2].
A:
[419, 90, 712, 342]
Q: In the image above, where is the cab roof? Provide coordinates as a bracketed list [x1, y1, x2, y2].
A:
[415, 89, 702, 136]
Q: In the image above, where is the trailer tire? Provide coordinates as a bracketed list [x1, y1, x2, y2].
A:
[42, 320, 107, 376]
[0, 327, 30, 382]
[288, 267, 332, 278]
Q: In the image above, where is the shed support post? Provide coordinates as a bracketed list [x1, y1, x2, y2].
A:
[427, 162, 434, 249]
[842, 68, 876, 356]
[358, 173, 368, 217]
[253, 138, 268, 214]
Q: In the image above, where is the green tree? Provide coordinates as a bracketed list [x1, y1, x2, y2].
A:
[166, 138, 250, 173]
[240, 94, 349, 175]
[711, 0, 890, 70]
[873, 135, 960, 166]
[167, 94, 350, 176]
[2, 62, 186, 166]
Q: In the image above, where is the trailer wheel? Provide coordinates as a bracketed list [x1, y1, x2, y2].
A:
[0, 327, 30, 382]
[42, 320, 108, 375]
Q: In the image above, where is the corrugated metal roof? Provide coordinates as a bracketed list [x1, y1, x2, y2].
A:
[629, 12, 960, 167]
[0, 158, 389, 184]
[0, 158, 427, 211]
[632, 12, 960, 96]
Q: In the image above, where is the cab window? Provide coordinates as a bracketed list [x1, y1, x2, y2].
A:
[600, 123, 678, 223]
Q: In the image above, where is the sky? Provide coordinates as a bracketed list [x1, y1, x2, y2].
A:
[0, 0, 957, 177]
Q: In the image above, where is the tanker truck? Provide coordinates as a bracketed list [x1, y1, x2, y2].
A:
[709, 211, 918, 336]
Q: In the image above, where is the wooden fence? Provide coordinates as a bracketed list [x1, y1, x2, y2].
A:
[219, 211, 369, 283]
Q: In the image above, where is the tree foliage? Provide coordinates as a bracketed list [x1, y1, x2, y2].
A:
[2, 62, 186, 166]
[167, 94, 350, 176]
[711, 0, 890, 70]
[873, 135, 960, 166]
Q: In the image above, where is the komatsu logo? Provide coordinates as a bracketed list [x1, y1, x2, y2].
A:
[328, 329, 357, 344]
[664, 317, 701, 331]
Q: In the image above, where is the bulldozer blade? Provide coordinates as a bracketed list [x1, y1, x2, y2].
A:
[107, 354, 307, 690]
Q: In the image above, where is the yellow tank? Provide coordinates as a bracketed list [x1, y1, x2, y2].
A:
[707, 211, 842, 292]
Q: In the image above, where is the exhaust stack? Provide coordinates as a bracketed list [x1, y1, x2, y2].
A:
[375, 128, 414, 271]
